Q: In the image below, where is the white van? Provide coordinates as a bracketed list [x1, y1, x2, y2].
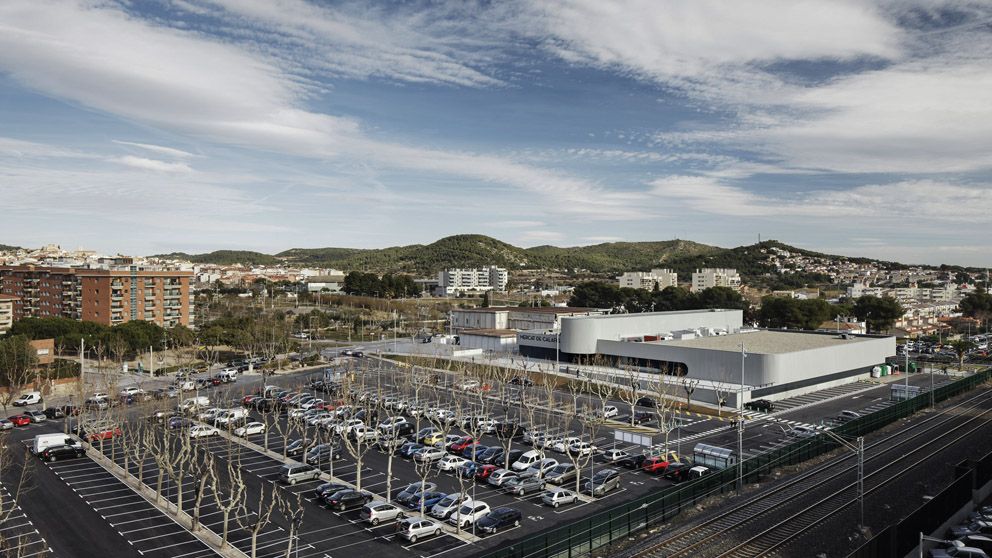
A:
[13, 392, 42, 407]
[180, 396, 210, 410]
[214, 408, 248, 426]
[216, 369, 238, 382]
[33, 433, 81, 455]
[512, 450, 542, 472]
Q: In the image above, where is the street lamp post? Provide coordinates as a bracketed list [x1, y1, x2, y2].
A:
[738, 342, 746, 494]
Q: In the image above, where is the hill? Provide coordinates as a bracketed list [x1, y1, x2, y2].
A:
[150, 250, 279, 266]
[0, 244, 21, 252]
[148, 236, 911, 284]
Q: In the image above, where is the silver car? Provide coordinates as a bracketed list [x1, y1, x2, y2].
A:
[430, 494, 471, 520]
[395, 517, 442, 543]
[360, 501, 405, 526]
[503, 476, 545, 496]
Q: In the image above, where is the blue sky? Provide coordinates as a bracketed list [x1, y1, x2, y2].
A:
[1, 1, 990, 266]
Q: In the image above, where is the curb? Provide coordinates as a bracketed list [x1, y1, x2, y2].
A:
[83, 443, 249, 558]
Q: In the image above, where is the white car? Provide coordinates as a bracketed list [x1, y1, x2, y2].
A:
[438, 455, 467, 472]
[602, 449, 630, 462]
[336, 419, 363, 436]
[456, 381, 480, 391]
[568, 442, 598, 457]
[234, 422, 265, 437]
[603, 405, 619, 419]
[448, 501, 491, 529]
[378, 416, 407, 431]
[119, 387, 144, 397]
[552, 437, 580, 454]
[189, 425, 219, 438]
[350, 426, 379, 442]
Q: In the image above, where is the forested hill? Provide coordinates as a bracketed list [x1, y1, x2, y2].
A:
[148, 235, 906, 279]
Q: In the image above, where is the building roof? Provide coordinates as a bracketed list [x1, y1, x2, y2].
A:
[655, 329, 882, 354]
[460, 328, 519, 338]
[453, 306, 600, 314]
[577, 308, 741, 321]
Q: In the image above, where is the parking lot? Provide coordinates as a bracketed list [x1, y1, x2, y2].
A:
[0, 481, 52, 558]
[0, 354, 969, 558]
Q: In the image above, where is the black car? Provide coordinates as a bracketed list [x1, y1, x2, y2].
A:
[745, 399, 774, 412]
[416, 427, 440, 444]
[476, 507, 522, 534]
[43, 407, 66, 419]
[39, 444, 85, 462]
[253, 398, 275, 412]
[509, 377, 533, 386]
[384, 422, 415, 438]
[663, 462, 692, 482]
[324, 490, 373, 511]
[617, 454, 647, 469]
[632, 411, 654, 425]
[285, 438, 317, 457]
[494, 419, 522, 438]
[635, 397, 656, 408]
[478, 447, 504, 465]
[305, 444, 342, 464]
[314, 482, 350, 499]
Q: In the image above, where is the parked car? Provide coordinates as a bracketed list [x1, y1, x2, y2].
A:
[635, 397, 656, 408]
[279, 464, 320, 485]
[324, 489, 373, 511]
[476, 507, 522, 535]
[931, 547, 990, 558]
[395, 517, 442, 543]
[406, 491, 447, 512]
[8, 415, 31, 427]
[0, 419, 13, 430]
[584, 468, 621, 496]
[952, 536, 992, 555]
[458, 461, 480, 479]
[542, 488, 578, 508]
[42, 407, 66, 420]
[26, 410, 47, 423]
[951, 521, 992, 539]
[545, 463, 578, 485]
[234, 422, 266, 437]
[414, 447, 447, 463]
[475, 464, 498, 482]
[662, 462, 692, 482]
[602, 405, 619, 419]
[168, 416, 194, 430]
[430, 494, 471, 520]
[448, 436, 476, 454]
[314, 482, 350, 499]
[305, 443, 342, 465]
[395, 482, 438, 506]
[617, 454, 647, 469]
[567, 441, 598, 457]
[503, 476, 545, 496]
[745, 399, 774, 412]
[486, 468, 517, 488]
[462, 444, 489, 460]
[512, 450, 543, 471]
[448, 501, 491, 529]
[788, 425, 818, 439]
[438, 455, 468, 472]
[12, 392, 42, 407]
[477, 447, 505, 465]
[642, 456, 670, 474]
[602, 449, 630, 463]
[520, 458, 558, 479]
[360, 501, 405, 526]
[38, 444, 85, 462]
[285, 438, 316, 457]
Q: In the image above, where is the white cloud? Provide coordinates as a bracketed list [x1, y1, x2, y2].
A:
[112, 140, 199, 159]
[111, 156, 194, 173]
[190, 0, 506, 87]
[518, 230, 566, 244]
[651, 176, 992, 223]
[0, 137, 96, 159]
[531, 0, 901, 103]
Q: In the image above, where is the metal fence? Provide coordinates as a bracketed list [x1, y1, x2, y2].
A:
[482, 368, 992, 558]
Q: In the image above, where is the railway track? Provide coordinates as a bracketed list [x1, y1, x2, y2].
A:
[632, 388, 992, 558]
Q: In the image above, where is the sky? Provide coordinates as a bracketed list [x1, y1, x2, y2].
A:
[1, 1, 991, 267]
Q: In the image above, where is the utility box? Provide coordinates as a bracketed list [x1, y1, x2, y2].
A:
[890, 383, 921, 401]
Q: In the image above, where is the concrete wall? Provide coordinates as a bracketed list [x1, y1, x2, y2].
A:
[558, 309, 743, 355]
[458, 333, 517, 353]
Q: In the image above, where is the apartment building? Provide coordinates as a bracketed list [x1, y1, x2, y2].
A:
[0, 265, 194, 328]
[691, 268, 742, 292]
[617, 269, 678, 290]
[0, 294, 17, 334]
[438, 266, 508, 295]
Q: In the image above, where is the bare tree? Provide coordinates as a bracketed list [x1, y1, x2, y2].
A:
[650, 377, 681, 456]
[210, 456, 247, 548]
[617, 361, 643, 426]
[279, 494, 305, 558]
[190, 452, 215, 533]
[681, 377, 699, 411]
[0, 335, 38, 414]
[237, 480, 284, 558]
[714, 382, 732, 418]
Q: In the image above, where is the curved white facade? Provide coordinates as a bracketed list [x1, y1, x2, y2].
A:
[558, 309, 744, 355]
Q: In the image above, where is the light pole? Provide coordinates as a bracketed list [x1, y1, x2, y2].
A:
[823, 430, 865, 530]
[738, 342, 746, 494]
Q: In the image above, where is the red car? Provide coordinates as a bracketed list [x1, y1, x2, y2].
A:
[8, 415, 31, 427]
[84, 427, 122, 441]
[642, 456, 670, 474]
[475, 464, 498, 481]
[242, 395, 258, 407]
[448, 436, 475, 454]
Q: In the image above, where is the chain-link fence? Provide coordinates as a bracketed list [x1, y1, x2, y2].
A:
[482, 368, 992, 558]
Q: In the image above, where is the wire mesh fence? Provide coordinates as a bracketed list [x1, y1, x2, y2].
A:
[482, 368, 992, 558]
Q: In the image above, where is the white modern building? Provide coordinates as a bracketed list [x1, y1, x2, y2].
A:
[458, 329, 519, 352]
[516, 309, 894, 405]
[450, 306, 604, 334]
[691, 268, 742, 292]
[618, 269, 678, 290]
[438, 266, 508, 295]
[303, 272, 346, 293]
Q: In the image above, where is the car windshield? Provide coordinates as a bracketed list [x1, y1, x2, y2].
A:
[457, 504, 473, 514]
[439, 496, 456, 506]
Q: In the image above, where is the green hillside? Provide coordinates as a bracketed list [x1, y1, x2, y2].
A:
[151, 250, 279, 266]
[524, 239, 718, 272]
[0, 244, 21, 252]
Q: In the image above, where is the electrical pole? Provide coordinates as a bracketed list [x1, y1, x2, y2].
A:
[738, 342, 746, 494]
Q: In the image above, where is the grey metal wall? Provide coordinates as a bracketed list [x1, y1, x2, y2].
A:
[558, 309, 744, 355]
